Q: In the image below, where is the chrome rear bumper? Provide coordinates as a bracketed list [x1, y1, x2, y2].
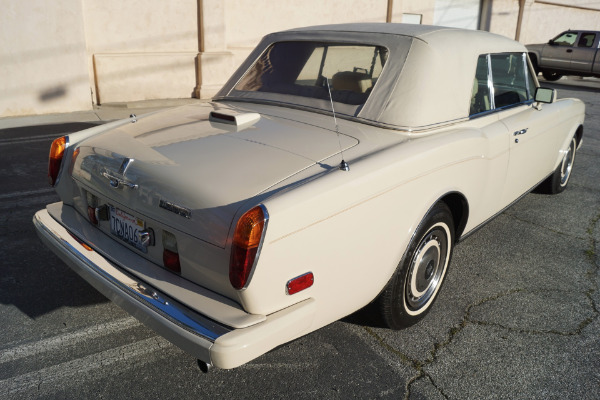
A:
[33, 205, 316, 369]
[34, 207, 227, 364]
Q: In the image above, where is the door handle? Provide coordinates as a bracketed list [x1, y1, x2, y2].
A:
[513, 128, 528, 136]
[566, 49, 573, 53]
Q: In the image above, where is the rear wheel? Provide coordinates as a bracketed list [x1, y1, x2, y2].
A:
[377, 202, 455, 329]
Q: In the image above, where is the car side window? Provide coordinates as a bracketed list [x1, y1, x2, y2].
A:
[578, 33, 596, 48]
[470, 52, 534, 117]
[490, 53, 529, 108]
[553, 32, 577, 46]
[469, 55, 492, 115]
[525, 56, 537, 100]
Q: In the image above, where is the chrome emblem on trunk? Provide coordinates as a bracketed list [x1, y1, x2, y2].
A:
[102, 158, 138, 189]
[159, 199, 192, 219]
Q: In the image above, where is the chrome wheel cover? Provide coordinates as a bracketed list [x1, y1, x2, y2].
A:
[405, 224, 449, 311]
[560, 139, 576, 187]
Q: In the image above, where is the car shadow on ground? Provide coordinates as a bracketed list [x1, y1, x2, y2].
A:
[342, 300, 389, 328]
[0, 122, 103, 138]
[0, 121, 109, 319]
[0, 237, 110, 318]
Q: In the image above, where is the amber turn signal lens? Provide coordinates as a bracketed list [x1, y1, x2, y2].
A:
[233, 206, 265, 249]
[230, 206, 266, 290]
[68, 232, 93, 252]
[48, 136, 67, 186]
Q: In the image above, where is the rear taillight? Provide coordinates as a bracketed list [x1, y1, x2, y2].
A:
[163, 249, 181, 273]
[162, 230, 181, 274]
[230, 205, 267, 290]
[87, 206, 99, 225]
[48, 136, 68, 186]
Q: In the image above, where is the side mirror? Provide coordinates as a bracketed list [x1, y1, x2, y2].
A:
[548, 39, 555, 45]
[535, 87, 556, 104]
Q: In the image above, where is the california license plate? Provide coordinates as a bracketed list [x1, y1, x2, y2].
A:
[109, 207, 147, 252]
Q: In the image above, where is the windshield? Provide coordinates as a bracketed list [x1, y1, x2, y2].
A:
[230, 41, 388, 116]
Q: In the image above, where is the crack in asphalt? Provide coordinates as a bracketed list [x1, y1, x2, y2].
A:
[423, 375, 450, 400]
[504, 210, 587, 242]
[365, 208, 600, 399]
[467, 289, 597, 336]
[363, 327, 424, 399]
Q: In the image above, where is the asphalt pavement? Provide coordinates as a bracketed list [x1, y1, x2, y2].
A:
[0, 79, 598, 399]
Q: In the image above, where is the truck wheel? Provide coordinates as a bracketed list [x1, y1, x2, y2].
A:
[377, 202, 454, 329]
[542, 71, 563, 81]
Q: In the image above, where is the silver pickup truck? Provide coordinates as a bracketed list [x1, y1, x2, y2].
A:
[527, 30, 600, 81]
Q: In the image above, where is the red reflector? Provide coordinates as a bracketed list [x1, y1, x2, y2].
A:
[87, 206, 98, 225]
[286, 272, 314, 295]
[163, 249, 181, 274]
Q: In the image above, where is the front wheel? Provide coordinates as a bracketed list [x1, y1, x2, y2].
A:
[376, 202, 455, 329]
[541, 136, 577, 194]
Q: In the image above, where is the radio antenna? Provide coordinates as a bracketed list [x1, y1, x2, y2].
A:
[325, 78, 350, 172]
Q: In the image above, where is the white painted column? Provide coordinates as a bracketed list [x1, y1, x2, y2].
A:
[196, 0, 234, 99]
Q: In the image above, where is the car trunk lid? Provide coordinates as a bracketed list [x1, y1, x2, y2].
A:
[71, 104, 358, 247]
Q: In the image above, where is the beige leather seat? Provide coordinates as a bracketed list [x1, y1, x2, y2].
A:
[331, 71, 372, 93]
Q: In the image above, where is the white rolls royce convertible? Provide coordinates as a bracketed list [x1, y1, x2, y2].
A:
[34, 24, 584, 371]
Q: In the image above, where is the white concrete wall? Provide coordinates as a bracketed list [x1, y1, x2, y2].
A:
[0, 0, 91, 117]
[390, 0, 436, 24]
[225, 0, 388, 49]
[434, 0, 481, 29]
[489, 0, 600, 44]
[3, 0, 600, 117]
[224, 0, 392, 70]
[520, 0, 600, 44]
[82, 0, 199, 104]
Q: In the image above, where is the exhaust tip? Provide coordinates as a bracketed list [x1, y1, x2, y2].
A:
[197, 359, 212, 373]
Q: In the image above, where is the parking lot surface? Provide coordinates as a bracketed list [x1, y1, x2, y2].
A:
[0, 79, 598, 399]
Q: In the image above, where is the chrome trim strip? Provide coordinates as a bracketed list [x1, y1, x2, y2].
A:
[486, 54, 496, 110]
[523, 53, 532, 99]
[469, 100, 533, 119]
[213, 97, 470, 133]
[34, 213, 230, 342]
